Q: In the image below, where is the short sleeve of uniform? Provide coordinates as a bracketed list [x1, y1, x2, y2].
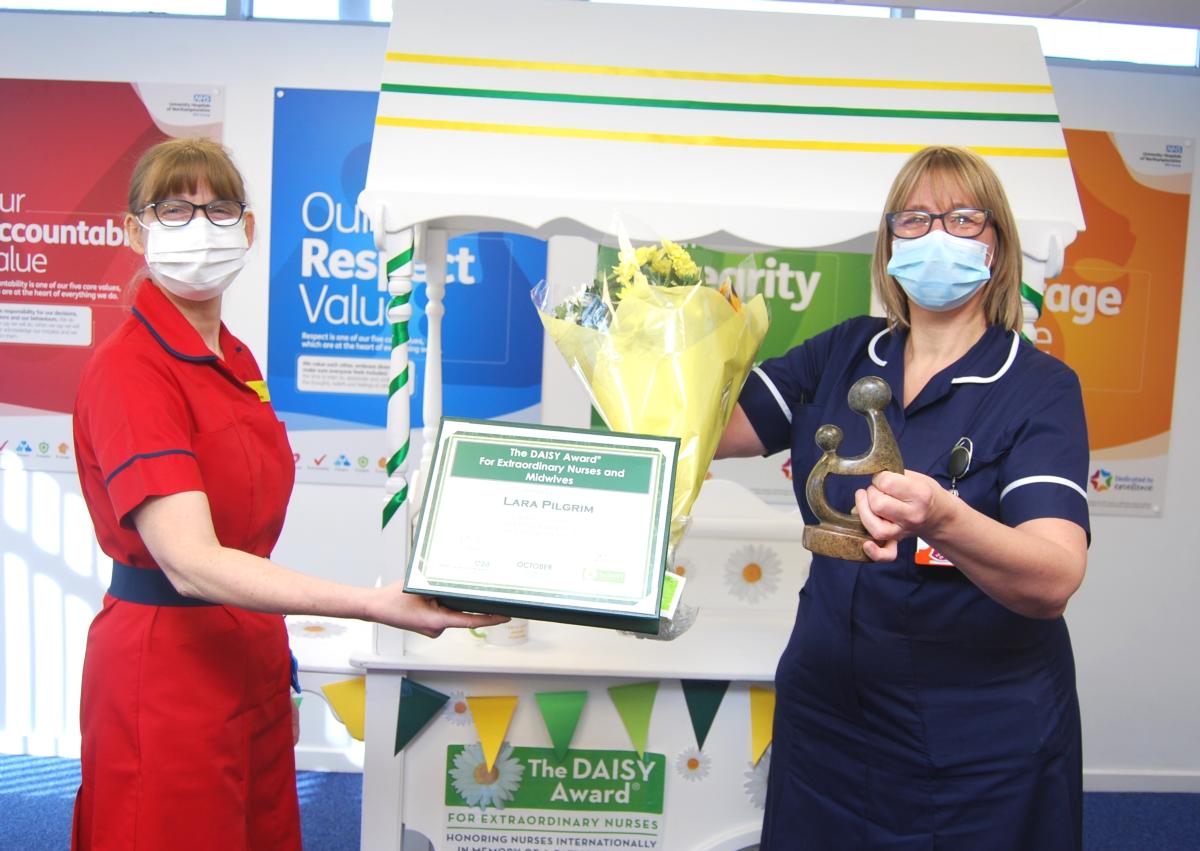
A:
[997, 364, 1091, 538]
[737, 323, 842, 455]
[78, 353, 205, 527]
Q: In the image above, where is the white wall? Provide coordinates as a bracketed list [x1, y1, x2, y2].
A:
[0, 10, 1197, 790]
[1041, 62, 1200, 791]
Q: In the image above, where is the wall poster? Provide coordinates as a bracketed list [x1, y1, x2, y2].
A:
[0, 79, 223, 472]
[699, 244, 873, 506]
[268, 88, 547, 486]
[1035, 129, 1192, 516]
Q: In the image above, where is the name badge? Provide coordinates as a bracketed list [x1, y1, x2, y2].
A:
[914, 537, 955, 567]
[245, 379, 271, 403]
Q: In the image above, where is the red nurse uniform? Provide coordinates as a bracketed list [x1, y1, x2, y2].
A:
[71, 280, 300, 850]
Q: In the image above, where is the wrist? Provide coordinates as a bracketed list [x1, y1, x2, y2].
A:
[356, 586, 380, 623]
[924, 485, 958, 540]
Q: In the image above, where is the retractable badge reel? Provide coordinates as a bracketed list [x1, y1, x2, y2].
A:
[948, 437, 973, 496]
[915, 436, 974, 568]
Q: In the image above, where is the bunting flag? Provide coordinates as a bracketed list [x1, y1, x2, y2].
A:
[681, 679, 730, 750]
[320, 676, 367, 742]
[749, 685, 775, 765]
[607, 681, 659, 758]
[467, 695, 519, 771]
[394, 677, 450, 755]
[535, 690, 588, 761]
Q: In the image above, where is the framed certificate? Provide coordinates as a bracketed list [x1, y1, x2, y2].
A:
[405, 418, 679, 634]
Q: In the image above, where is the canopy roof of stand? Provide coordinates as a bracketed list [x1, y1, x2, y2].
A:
[360, 0, 1083, 253]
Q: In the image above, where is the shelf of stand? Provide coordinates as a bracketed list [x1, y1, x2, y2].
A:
[351, 607, 792, 682]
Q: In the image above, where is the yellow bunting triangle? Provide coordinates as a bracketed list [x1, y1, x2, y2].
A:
[320, 676, 367, 741]
[749, 685, 775, 765]
[467, 695, 519, 771]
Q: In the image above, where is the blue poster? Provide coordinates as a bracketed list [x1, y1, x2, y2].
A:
[268, 88, 546, 481]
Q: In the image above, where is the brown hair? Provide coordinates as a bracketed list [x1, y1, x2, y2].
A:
[128, 137, 247, 213]
[870, 145, 1024, 331]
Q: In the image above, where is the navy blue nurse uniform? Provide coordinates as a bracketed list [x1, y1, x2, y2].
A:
[739, 316, 1090, 850]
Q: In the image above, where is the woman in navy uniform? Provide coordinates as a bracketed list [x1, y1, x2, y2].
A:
[719, 145, 1089, 849]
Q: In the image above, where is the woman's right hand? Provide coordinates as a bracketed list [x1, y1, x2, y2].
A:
[365, 583, 510, 638]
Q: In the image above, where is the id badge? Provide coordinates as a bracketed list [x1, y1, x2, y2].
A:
[914, 537, 955, 567]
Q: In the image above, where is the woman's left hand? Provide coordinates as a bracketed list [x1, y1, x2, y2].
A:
[366, 582, 510, 638]
[854, 469, 946, 562]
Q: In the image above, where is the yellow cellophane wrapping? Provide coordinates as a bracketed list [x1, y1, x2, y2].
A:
[540, 280, 769, 551]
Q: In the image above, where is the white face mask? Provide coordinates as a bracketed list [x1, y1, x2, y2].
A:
[142, 217, 249, 301]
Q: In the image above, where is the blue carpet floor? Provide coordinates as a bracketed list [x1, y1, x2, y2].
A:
[0, 754, 362, 850]
[2, 754, 1198, 850]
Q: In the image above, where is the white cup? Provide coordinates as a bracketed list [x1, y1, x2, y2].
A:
[470, 618, 530, 646]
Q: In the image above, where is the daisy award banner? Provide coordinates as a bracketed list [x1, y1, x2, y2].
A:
[444, 745, 666, 849]
[1033, 129, 1191, 516]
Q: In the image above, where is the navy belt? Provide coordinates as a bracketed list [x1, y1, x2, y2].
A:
[108, 560, 216, 607]
[108, 562, 301, 693]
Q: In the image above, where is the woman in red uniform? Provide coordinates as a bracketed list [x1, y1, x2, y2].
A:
[71, 138, 504, 850]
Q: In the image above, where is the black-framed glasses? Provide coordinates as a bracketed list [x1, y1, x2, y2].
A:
[138, 199, 247, 228]
[885, 208, 991, 239]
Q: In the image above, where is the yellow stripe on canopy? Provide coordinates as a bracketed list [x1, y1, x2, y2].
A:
[376, 116, 1068, 158]
[385, 52, 1054, 94]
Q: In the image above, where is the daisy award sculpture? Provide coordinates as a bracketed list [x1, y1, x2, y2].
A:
[802, 375, 904, 562]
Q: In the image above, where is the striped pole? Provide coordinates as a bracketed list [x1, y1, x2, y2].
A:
[1020, 277, 1045, 340]
[416, 229, 448, 500]
[1019, 232, 1065, 344]
[383, 228, 415, 538]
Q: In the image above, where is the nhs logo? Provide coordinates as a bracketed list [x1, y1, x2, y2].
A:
[1166, 144, 1183, 154]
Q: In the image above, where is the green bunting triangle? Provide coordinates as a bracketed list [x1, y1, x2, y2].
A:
[535, 690, 588, 762]
[680, 679, 730, 750]
[394, 677, 449, 755]
[607, 681, 659, 758]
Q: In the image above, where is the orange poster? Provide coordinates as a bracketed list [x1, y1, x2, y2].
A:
[1034, 130, 1192, 515]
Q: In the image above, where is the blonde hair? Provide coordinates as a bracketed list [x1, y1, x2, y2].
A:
[128, 137, 247, 213]
[870, 146, 1024, 331]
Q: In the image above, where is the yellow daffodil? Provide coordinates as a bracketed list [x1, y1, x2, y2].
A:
[672, 256, 700, 281]
[661, 239, 685, 258]
[650, 250, 674, 277]
[612, 257, 639, 286]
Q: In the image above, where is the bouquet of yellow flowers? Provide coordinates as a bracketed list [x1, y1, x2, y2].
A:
[534, 235, 769, 634]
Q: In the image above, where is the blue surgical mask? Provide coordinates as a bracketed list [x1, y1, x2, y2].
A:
[886, 229, 992, 312]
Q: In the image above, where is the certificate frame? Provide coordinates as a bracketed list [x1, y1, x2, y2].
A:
[405, 417, 680, 634]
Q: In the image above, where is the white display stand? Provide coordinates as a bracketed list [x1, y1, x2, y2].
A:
[355, 2, 1085, 848]
[356, 480, 808, 850]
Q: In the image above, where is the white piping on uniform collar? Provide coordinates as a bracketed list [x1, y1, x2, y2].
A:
[951, 329, 1020, 385]
[867, 328, 888, 367]
[865, 326, 1018, 381]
